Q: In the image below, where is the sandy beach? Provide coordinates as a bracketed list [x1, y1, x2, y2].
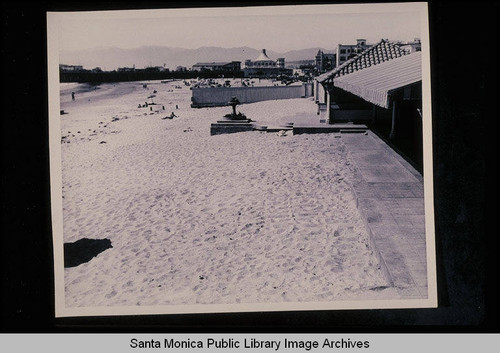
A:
[58, 79, 399, 308]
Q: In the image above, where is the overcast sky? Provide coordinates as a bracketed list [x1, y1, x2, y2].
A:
[54, 3, 425, 52]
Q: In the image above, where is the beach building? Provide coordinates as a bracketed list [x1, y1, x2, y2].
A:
[316, 39, 410, 123]
[192, 61, 241, 72]
[317, 40, 423, 169]
[336, 39, 371, 67]
[243, 49, 288, 78]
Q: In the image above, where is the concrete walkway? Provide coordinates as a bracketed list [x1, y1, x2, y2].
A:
[269, 106, 428, 298]
[341, 131, 428, 299]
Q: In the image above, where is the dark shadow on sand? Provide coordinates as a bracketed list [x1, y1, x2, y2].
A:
[64, 238, 112, 268]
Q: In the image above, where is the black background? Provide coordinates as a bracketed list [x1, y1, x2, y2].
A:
[1, 0, 498, 332]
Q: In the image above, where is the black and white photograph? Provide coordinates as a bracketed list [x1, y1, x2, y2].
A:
[46, 2, 437, 317]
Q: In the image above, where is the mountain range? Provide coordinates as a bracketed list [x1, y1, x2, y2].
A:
[59, 46, 336, 71]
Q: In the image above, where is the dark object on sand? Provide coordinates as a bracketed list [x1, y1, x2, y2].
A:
[162, 112, 177, 120]
[64, 238, 112, 268]
[224, 97, 247, 120]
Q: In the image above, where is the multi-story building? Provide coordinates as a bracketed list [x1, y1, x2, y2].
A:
[336, 39, 371, 67]
[315, 50, 336, 73]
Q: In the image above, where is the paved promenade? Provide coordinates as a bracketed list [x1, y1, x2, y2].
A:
[274, 107, 429, 299]
[341, 131, 428, 299]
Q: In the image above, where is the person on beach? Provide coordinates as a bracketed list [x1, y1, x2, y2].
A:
[71, 92, 75, 101]
[162, 112, 178, 120]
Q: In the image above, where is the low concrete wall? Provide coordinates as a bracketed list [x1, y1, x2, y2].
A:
[191, 83, 313, 107]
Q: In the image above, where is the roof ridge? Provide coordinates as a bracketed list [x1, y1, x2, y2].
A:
[317, 39, 409, 84]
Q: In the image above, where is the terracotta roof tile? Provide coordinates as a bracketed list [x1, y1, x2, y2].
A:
[317, 39, 409, 84]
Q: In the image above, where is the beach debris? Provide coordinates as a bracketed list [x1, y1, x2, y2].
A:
[277, 130, 288, 136]
[100, 141, 107, 144]
[369, 285, 390, 291]
[199, 275, 205, 280]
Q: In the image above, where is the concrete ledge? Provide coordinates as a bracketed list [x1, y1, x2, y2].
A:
[293, 124, 367, 135]
[215, 119, 253, 125]
[210, 123, 255, 135]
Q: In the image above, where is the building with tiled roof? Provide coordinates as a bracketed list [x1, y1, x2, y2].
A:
[314, 39, 422, 143]
[317, 39, 409, 84]
[336, 38, 371, 67]
[333, 51, 422, 109]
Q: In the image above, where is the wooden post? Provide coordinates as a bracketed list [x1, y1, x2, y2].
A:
[389, 100, 397, 140]
[326, 90, 332, 124]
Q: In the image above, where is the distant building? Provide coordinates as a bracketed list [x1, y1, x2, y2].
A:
[396, 38, 422, 53]
[243, 49, 290, 78]
[192, 61, 241, 72]
[117, 66, 135, 72]
[315, 50, 336, 73]
[336, 39, 371, 67]
[144, 66, 169, 72]
[59, 64, 84, 72]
